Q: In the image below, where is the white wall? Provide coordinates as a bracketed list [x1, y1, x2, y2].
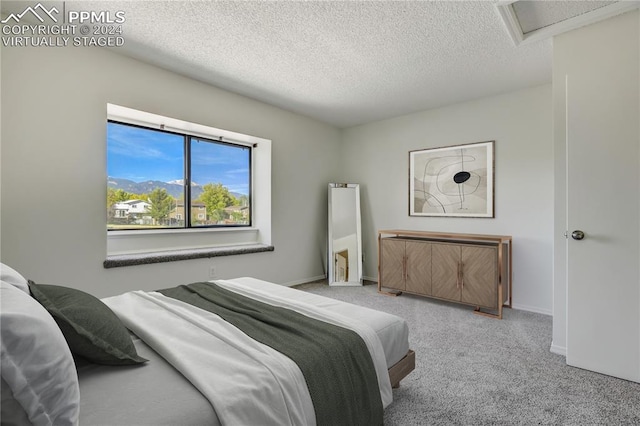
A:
[341, 85, 554, 314]
[0, 38, 554, 315]
[0, 45, 341, 298]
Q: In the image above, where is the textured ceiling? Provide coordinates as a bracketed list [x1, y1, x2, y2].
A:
[8, 1, 557, 128]
[58, 0, 559, 127]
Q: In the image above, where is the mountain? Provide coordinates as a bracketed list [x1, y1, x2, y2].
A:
[107, 177, 203, 199]
[107, 177, 245, 200]
[167, 179, 200, 186]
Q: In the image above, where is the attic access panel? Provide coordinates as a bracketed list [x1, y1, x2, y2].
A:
[496, 0, 639, 45]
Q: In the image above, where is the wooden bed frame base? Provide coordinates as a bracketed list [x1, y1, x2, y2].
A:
[388, 349, 415, 388]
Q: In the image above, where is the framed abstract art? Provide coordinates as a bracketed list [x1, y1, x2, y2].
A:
[409, 140, 494, 217]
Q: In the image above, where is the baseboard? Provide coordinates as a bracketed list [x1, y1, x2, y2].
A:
[282, 275, 326, 287]
[511, 303, 552, 316]
[284, 275, 377, 287]
[550, 343, 567, 357]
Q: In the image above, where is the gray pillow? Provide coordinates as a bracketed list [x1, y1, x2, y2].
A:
[28, 281, 148, 366]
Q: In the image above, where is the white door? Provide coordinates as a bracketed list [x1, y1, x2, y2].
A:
[565, 13, 639, 382]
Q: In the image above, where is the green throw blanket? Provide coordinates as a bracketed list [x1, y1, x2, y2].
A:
[158, 282, 383, 426]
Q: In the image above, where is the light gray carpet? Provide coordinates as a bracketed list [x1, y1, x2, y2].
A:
[295, 281, 640, 425]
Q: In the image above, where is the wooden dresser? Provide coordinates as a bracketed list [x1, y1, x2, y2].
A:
[378, 230, 512, 319]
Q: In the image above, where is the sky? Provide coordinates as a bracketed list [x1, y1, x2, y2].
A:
[107, 122, 250, 195]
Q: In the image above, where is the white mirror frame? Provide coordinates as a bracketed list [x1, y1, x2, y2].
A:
[328, 183, 363, 286]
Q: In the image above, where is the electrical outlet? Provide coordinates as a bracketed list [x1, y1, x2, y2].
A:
[209, 266, 217, 279]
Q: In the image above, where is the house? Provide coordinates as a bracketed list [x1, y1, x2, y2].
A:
[111, 200, 152, 224]
[169, 201, 208, 225]
[223, 205, 250, 225]
[1, 2, 638, 382]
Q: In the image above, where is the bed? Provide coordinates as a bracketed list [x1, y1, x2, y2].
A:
[1, 263, 414, 426]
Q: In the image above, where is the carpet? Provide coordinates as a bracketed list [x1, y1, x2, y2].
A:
[295, 281, 640, 425]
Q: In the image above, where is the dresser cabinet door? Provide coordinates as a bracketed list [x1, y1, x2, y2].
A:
[380, 239, 406, 290]
[405, 241, 432, 295]
[460, 246, 497, 309]
[431, 244, 461, 301]
[378, 230, 510, 318]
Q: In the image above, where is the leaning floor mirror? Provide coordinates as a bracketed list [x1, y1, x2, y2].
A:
[328, 183, 363, 286]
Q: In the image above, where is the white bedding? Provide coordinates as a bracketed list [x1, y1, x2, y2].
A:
[104, 290, 316, 425]
[101, 278, 409, 425]
[222, 277, 410, 368]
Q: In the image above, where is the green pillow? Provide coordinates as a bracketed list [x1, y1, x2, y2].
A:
[28, 281, 147, 365]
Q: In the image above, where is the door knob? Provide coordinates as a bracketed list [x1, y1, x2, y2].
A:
[571, 230, 585, 240]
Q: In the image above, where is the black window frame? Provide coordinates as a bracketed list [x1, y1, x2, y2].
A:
[107, 120, 253, 231]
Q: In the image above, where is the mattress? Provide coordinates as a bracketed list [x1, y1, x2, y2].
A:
[77, 335, 218, 425]
[78, 278, 409, 425]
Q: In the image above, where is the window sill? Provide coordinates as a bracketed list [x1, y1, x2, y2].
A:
[103, 244, 274, 268]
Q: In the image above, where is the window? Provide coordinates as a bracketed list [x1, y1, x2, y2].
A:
[107, 122, 251, 231]
[106, 104, 272, 259]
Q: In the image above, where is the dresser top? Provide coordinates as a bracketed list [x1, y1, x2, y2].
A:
[378, 229, 512, 243]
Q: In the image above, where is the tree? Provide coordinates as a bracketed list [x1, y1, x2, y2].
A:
[147, 188, 174, 226]
[237, 194, 249, 207]
[199, 183, 235, 224]
[107, 188, 132, 207]
[230, 210, 245, 223]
